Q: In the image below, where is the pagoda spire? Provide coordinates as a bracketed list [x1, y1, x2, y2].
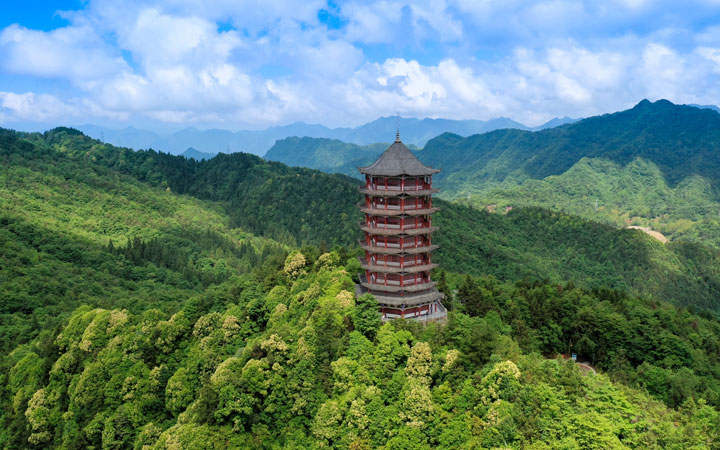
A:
[395, 111, 401, 142]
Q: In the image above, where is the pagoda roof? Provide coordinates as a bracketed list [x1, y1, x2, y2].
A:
[359, 134, 440, 176]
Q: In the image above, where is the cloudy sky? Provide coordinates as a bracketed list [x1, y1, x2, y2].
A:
[1, 0, 720, 130]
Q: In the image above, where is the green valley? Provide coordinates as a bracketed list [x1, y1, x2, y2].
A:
[266, 100, 720, 249]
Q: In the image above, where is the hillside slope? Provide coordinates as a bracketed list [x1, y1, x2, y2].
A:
[264, 137, 387, 176]
[1, 252, 719, 449]
[460, 157, 720, 245]
[423, 99, 720, 190]
[0, 129, 287, 351]
[4, 127, 720, 311]
[2, 126, 720, 449]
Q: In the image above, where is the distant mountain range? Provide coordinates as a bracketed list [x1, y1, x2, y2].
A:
[419, 99, 720, 189]
[266, 99, 720, 248]
[687, 103, 720, 113]
[77, 115, 578, 157]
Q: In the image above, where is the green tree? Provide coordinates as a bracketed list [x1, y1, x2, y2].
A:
[353, 294, 381, 340]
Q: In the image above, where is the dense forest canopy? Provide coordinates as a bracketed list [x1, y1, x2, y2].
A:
[2, 124, 720, 448]
[2, 248, 719, 449]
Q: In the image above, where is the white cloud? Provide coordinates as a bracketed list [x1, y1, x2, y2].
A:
[0, 24, 127, 80]
[120, 8, 242, 68]
[1, 0, 720, 128]
[343, 0, 462, 44]
[0, 91, 125, 123]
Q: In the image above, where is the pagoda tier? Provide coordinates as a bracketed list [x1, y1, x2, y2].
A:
[359, 260, 438, 274]
[356, 133, 445, 322]
[359, 187, 439, 197]
[359, 240, 439, 255]
[360, 224, 439, 236]
[359, 206, 439, 216]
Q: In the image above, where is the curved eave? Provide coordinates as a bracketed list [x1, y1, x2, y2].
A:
[359, 279, 437, 293]
[371, 290, 443, 307]
[359, 241, 438, 255]
[358, 168, 441, 176]
[359, 258, 438, 274]
[358, 187, 439, 197]
[359, 206, 439, 217]
[360, 224, 438, 236]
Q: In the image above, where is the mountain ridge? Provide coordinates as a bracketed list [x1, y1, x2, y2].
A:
[5, 126, 720, 311]
[76, 114, 576, 156]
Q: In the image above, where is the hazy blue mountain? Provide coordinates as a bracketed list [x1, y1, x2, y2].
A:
[532, 116, 579, 130]
[182, 147, 217, 160]
[265, 137, 388, 177]
[159, 128, 241, 154]
[342, 116, 530, 146]
[687, 103, 720, 113]
[77, 125, 162, 149]
[76, 113, 580, 157]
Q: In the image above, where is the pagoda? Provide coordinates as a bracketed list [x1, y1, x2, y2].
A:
[356, 132, 446, 321]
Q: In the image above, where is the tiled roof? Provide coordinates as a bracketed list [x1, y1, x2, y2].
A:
[359, 134, 440, 176]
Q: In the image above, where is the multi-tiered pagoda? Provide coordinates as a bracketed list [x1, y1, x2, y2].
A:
[356, 133, 446, 321]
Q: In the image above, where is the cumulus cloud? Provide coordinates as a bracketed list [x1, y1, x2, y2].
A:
[1, 0, 720, 128]
[0, 24, 127, 80]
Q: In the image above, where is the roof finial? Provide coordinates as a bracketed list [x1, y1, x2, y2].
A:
[395, 111, 401, 142]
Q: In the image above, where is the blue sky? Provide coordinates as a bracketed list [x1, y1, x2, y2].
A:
[1, 0, 720, 130]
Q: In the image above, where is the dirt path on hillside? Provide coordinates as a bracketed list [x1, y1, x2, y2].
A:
[626, 226, 668, 244]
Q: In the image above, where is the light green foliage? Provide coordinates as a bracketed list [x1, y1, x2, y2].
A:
[166, 368, 196, 417]
[461, 157, 720, 248]
[0, 128, 288, 352]
[1, 246, 719, 449]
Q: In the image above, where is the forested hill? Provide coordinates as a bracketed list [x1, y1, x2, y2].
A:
[4, 254, 720, 449]
[4, 127, 720, 311]
[424, 99, 720, 189]
[3, 125, 720, 448]
[415, 100, 720, 249]
[29, 127, 362, 247]
[264, 137, 387, 177]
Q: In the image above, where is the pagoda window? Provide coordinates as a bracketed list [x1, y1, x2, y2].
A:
[386, 255, 401, 267]
[386, 217, 400, 229]
[387, 178, 402, 191]
[386, 237, 401, 248]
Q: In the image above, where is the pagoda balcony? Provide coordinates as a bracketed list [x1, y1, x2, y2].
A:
[356, 283, 443, 305]
[358, 274, 437, 293]
[359, 223, 438, 236]
[359, 187, 438, 197]
[359, 206, 439, 216]
[359, 240, 438, 255]
[358, 258, 438, 274]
